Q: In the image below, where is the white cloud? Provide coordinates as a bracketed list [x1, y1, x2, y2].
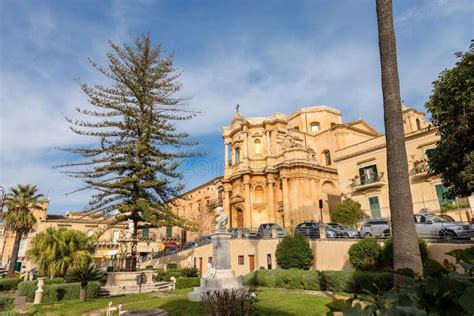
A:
[396, 0, 474, 24]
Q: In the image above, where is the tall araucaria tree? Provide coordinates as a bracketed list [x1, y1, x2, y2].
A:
[425, 42, 473, 199]
[375, 0, 423, 282]
[4, 184, 45, 278]
[58, 34, 198, 270]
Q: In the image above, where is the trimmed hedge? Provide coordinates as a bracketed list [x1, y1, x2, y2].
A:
[18, 281, 100, 302]
[0, 279, 20, 292]
[243, 269, 321, 291]
[175, 277, 200, 289]
[154, 268, 198, 282]
[319, 271, 392, 293]
[243, 269, 393, 294]
[43, 282, 100, 303]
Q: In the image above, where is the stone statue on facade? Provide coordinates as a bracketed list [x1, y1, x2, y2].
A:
[214, 206, 228, 232]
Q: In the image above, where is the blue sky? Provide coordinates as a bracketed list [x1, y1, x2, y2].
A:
[0, 0, 472, 214]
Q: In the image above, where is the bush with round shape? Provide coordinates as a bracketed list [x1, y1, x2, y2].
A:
[275, 233, 314, 270]
[331, 198, 368, 228]
[380, 237, 428, 269]
[348, 238, 382, 271]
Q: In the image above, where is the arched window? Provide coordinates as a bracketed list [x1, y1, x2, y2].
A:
[324, 150, 331, 166]
[235, 147, 241, 163]
[254, 186, 264, 203]
[310, 122, 320, 133]
[416, 119, 421, 130]
[254, 139, 262, 155]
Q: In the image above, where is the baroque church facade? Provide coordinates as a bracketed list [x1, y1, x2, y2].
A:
[170, 105, 380, 241]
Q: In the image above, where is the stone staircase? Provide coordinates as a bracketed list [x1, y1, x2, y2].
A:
[99, 281, 173, 296]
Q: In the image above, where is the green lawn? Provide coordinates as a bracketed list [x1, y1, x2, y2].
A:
[28, 288, 331, 315]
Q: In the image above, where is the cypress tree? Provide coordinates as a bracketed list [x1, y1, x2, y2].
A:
[58, 34, 198, 270]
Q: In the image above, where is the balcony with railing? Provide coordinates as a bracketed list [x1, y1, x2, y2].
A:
[160, 233, 181, 242]
[207, 197, 223, 210]
[137, 231, 157, 242]
[350, 172, 385, 191]
[411, 159, 430, 179]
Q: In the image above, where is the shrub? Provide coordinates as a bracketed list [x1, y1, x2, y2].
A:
[331, 198, 368, 228]
[167, 263, 178, 269]
[182, 267, 199, 277]
[319, 271, 392, 293]
[0, 279, 20, 292]
[201, 288, 256, 316]
[43, 282, 100, 303]
[275, 234, 314, 270]
[18, 281, 100, 302]
[106, 266, 114, 272]
[243, 269, 392, 294]
[175, 277, 200, 289]
[45, 278, 65, 285]
[242, 269, 321, 291]
[348, 238, 382, 271]
[153, 268, 198, 281]
[17, 281, 37, 302]
[0, 294, 14, 311]
[380, 237, 428, 269]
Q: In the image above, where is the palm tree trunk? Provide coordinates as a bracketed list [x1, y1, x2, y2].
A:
[80, 282, 88, 302]
[375, 0, 423, 283]
[6, 232, 22, 278]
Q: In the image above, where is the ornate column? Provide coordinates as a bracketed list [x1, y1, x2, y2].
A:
[243, 128, 249, 159]
[266, 130, 271, 156]
[224, 189, 232, 227]
[243, 176, 252, 229]
[224, 143, 229, 167]
[267, 178, 275, 223]
[281, 177, 290, 228]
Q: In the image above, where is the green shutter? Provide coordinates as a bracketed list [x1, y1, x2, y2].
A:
[166, 226, 172, 238]
[368, 196, 381, 219]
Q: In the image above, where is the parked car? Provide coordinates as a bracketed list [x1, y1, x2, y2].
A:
[413, 213, 472, 239]
[182, 241, 196, 250]
[360, 219, 391, 238]
[228, 227, 251, 238]
[295, 221, 342, 238]
[326, 223, 359, 238]
[257, 223, 286, 238]
[295, 221, 321, 238]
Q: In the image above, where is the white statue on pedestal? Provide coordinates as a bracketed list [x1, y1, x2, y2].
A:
[215, 206, 228, 232]
[125, 219, 134, 239]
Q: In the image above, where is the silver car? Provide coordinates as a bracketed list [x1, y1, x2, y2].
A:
[414, 213, 472, 239]
[360, 219, 390, 238]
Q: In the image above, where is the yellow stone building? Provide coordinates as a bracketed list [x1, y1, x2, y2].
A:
[0, 202, 169, 272]
[168, 104, 471, 241]
[169, 105, 381, 239]
[335, 105, 471, 221]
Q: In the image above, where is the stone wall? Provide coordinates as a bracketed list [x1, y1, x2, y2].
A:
[140, 239, 472, 276]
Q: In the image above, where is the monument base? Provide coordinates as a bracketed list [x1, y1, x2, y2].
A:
[187, 269, 243, 301]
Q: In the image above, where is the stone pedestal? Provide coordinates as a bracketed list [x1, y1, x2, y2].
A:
[33, 277, 46, 305]
[188, 232, 243, 301]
